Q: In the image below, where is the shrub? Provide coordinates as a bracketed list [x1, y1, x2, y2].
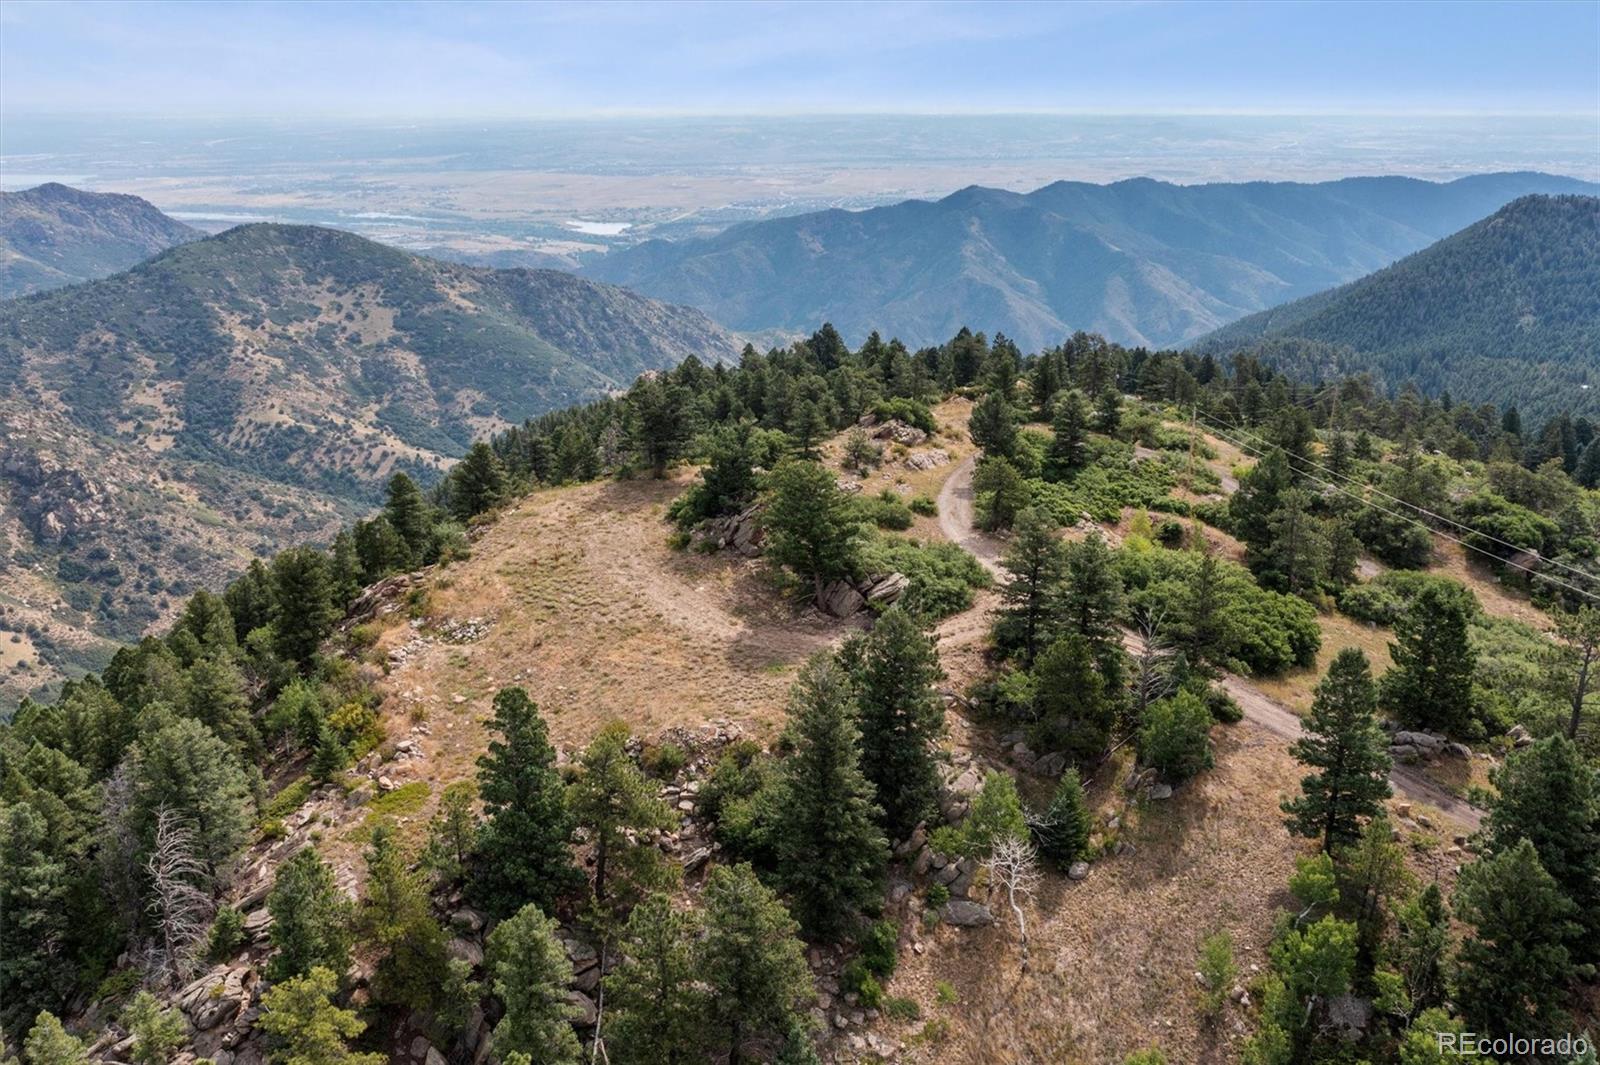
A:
[640, 741, 687, 779]
[857, 535, 990, 619]
[1201, 684, 1243, 724]
[854, 490, 914, 530]
[841, 960, 884, 1009]
[856, 919, 899, 979]
[885, 996, 921, 1022]
[1337, 570, 1479, 627]
[1139, 691, 1214, 782]
[1197, 931, 1236, 1020]
[909, 495, 938, 517]
[872, 398, 936, 434]
[924, 883, 950, 910]
[209, 907, 247, 961]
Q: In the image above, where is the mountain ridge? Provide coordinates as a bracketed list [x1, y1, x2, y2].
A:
[1197, 194, 1600, 418]
[0, 182, 202, 297]
[585, 171, 1600, 351]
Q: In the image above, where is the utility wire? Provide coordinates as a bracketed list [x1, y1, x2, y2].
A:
[1191, 414, 1600, 606]
[1191, 406, 1600, 591]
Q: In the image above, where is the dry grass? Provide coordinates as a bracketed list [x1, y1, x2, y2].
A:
[1252, 612, 1396, 717]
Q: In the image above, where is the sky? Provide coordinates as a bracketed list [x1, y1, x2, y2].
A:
[1, 0, 1597, 119]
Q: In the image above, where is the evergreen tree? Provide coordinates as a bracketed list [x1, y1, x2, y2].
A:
[1182, 548, 1231, 671]
[1282, 649, 1392, 852]
[1229, 448, 1292, 555]
[1138, 690, 1215, 783]
[1060, 532, 1126, 696]
[270, 546, 337, 667]
[1047, 389, 1091, 476]
[183, 654, 259, 762]
[1379, 582, 1476, 735]
[1096, 387, 1122, 435]
[131, 717, 254, 886]
[223, 559, 276, 642]
[567, 721, 676, 915]
[1036, 768, 1093, 867]
[604, 894, 708, 1065]
[770, 655, 888, 937]
[845, 607, 945, 840]
[172, 590, 238, 664]
[629, 375, 696, 478]
[1481, 735, 1600, 949]
[972, 455, 1030, 532]
[485, 904, 581, 1065]
[995, 507, 1067, 667]
[1392, 883, 1449, 1014]
[382, 472, 432, 562]
[1030, 635, 1111, 763]
[1453, 839, 1581, 1039]
[968, 390, 1018, 459]
[450, 441, 507, 521]
[694, 422, 763, 520]
[257, 967, 384, 1065]
[119, 991, 186, 1065]
[474, 687, 579, 915]
[422, 780, 478, 887]
[764, 459, 860, 604]
[1256, 488, 1329, 597]
[21, 1013, 87, 1065]
[326, 530, 361, 610]
[266, 849, 353, 983]
[351, 516, 410, 584]
[0, 805, 71, 1032]
[697, 864, 813, 1065]
[358, 823, 449, 1013]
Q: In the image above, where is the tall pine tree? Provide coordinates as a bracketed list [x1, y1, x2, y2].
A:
[1282, 649, 1392, 852]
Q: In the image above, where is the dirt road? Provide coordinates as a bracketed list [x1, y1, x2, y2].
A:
[935, 452, 1483, 830]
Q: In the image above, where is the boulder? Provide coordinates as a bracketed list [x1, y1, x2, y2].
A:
[904, 449, 950, 472]
[1067, 861, 1090, 881]
[567, 990, 598, 1028]
[447, 937, 484, 968]
[1507, 724, 1534, 748]
[1444, 741, 1472, 760]
[941, 900, 995, 927]
[861, 572, 910, 605]
[1147, 784, 1173, 800]
[819, 579, 866, 618]
[1032, 752, 1068, 778]
[1393, 731, 1442, 750]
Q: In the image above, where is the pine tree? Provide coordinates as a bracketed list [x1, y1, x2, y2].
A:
[422, 780, 478, 887]
[968, 390, 1018, 459]
[1392, 883, 1449, 1014]
[132, 717, 254, 886]
[172, 590, 238, 663]
[119, 991, 186, 1065]
[450, 442, 507, 521]
[257, 967, 384, 1065]
[358, 823, 449, 1013]
[1035, 768, 1092, 867]
[183, 654, 259, 762]
[1061, 533, 1124, 656]
[0, 805, 71, 1033]
[996, 507, 1067, 667]
[382, 472, 432, 562]
[1047, 389, 1091, 476]
[1096, 388, 1121, 434]
[1380, 583, 1476, 735]
[629, 375, 697, 478]
[1182, 548, 1231, 670]
[326, 530, 361, 610]
[567, 721, 676, 916]
[973, 455, 1030, 532]
[1256, 488, 1329, 597]
[695, 422, 762, 519]
[474, 687, 579, 916]
[697, 864, 813, 1065]
[1282, 649, 1392, 852]
[1030, 635, 1111, 764]
[770, 655, 888, 937]
[1553, 606, 1600, 739]
[603, 894, 708, 1065]
[845, 607, 945, 841]
[485, 904, 581, 1064]
[223, 558, 276, 642]
[21, 1013, 88, 1065]
[270, 546, 337, 667]
[266, 848, 353, 983]
[1453, 839, 1581, 1039]
[352, 516, 410, 584]
[764, 459, 860, 604]
[1481, 735, 1600, 950]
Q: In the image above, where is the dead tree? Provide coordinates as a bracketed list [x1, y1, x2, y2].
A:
[145, 807, 215, 988]
[988, 835, 1042, 970]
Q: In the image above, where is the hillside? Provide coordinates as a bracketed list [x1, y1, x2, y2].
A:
[585, 171, 1599, 352]
[0, 223, 741, 702]
[1198, 194, 1600, 419]
[0, 182, 201, 298]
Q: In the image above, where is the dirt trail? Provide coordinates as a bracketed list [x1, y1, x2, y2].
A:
[935, 453, 1483, 830]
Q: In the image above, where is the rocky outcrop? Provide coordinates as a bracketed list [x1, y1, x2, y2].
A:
[2, 445, 113, 543]
[818, 572, 910, 617]
[868, 419, 927, 447]
[904, 448, 950, 471]
[689, 502, 765, 556]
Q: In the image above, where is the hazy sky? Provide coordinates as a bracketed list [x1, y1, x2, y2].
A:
[2, 0, 1597, 118]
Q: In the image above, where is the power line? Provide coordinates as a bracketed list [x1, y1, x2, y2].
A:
[1191, 414, 1600, 606]
[1192, 407, 1600, 591]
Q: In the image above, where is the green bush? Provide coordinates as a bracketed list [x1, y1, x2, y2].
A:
[909, 495, 938, 517]
[1139, 691, 1215, 783]
[1337, 570, 1480, 627]
[872, 398, 936, 434]
[853, 490, 915, 530]
[641, 741, 687, 779]
[885, 996, 922, 1022]
[209, 907, 247, 961]
[858, 535, 990, 619]
[857, 918, 900, 978]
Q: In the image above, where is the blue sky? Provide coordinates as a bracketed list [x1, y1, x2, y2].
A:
[2, 0, 1596, 118]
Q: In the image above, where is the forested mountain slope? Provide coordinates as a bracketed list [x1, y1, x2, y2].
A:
[0, 223, 741, 698]
[0, 182, 201, 298]
[1200, 195, 1600, 420]
[586, 171, 1598, 351]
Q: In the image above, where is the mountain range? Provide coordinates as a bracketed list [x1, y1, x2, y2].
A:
[0, 220, 741, 700]
[1200, 194, 1600, 419]
[0, 182, 201, 298]
[585, 171, 1600, 352]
